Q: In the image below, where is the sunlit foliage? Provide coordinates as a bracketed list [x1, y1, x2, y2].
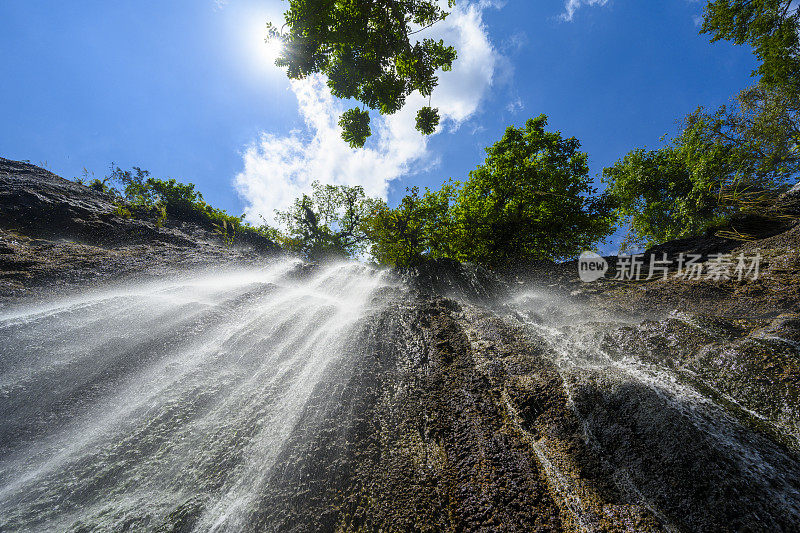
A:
[448, 116, 615, 267]
[366, 184, 456, 266]
[276, 181, 382, 259]
[603, 83, 799, 246]
[367, 116, 616, 267]
[702, 0, 800, 93]
[267, 0, 457, 147]
[88, 166, 279, 245]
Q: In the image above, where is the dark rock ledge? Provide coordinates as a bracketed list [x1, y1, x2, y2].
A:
[0, 158, 280, 303]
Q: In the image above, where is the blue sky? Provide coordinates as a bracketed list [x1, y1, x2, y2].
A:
[0, 0, 757, 250]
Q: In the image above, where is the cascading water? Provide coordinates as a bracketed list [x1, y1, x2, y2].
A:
[2, 258, 799, 532]
[507, 289, 800, 531]
[0, 259, 395, 532]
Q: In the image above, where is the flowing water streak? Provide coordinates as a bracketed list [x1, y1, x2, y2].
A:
[508, 290, 800, 527]
[0, 259, 394, 532]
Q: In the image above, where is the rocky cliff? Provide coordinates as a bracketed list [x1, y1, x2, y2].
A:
[242, 254, 800, 532]
[0, 158, 278, 302]
[1, 160, 799, 532]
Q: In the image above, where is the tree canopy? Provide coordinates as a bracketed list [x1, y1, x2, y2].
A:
[365, 116, 616, 267]
[603, 83, 799, 247]
[276, 181, 381, 259]
[602, 146, 719, 248]
[447, 116, 615, 267]
[701, 0, 800, 93]
[599, 0, 800, 248]
[268, 0, 457, 147]
[365, 184, 456, 266]
[684, 84, 799, 187]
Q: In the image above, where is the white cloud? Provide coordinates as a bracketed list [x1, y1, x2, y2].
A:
[506, 99, 523, 113]
[506, 97, 524, 113]
[561, 0, 609, 22]
[502, 31, 528, 53]
[234, 1, 500, 224]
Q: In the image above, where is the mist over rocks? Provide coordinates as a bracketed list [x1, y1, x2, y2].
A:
[399, 257, 510, 305]
[2, 160, 800, 531]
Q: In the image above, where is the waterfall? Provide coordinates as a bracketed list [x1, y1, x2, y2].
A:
[507, 289, 800, 530]
[2, 261, 799, 531]
[0, 259, 394, 532]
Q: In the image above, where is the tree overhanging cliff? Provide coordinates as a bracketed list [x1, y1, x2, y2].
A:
[2, 160, 800, 531]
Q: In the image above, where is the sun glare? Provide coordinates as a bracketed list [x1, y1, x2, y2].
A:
[243, 15, 284, 75]
[233, 8, 286, 79]
[259, 36, 284, 67]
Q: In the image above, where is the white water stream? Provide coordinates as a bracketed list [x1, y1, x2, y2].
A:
[508, 290, 800, 530]
[0, 260, 393, 531]
[2, 265, 798, 531]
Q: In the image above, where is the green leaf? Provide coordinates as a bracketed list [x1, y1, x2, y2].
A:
[339, 108, 372, 148]
[415, 107, 440, 135]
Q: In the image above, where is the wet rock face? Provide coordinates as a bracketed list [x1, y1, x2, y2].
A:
[599, 314, 800, 447]
[232, 288, 800, 532]
[246, 298, 571, 532]
[400, 258, 510, 304]
[4, 159, 800, 531]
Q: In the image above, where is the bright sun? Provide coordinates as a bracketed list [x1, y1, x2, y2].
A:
[243, 15, 284, 75]
[233, 9, 286, 79]
[258, 37, 284, 66]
